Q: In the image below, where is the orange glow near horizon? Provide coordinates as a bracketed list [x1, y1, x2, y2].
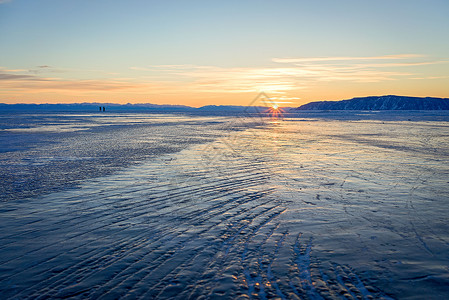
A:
[1, 54, 449, 107]
[1, 81, 449, 108]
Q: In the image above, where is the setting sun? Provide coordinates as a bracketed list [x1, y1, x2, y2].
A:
[268, 103, 283, 118]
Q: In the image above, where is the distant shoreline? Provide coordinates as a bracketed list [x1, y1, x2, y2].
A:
[1, 95, 449, 112]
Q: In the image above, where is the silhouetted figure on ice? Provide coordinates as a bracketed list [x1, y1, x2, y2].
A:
[103, 106, 105, 112]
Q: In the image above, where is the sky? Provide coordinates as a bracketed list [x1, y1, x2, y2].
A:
[1, 0, 448, 107]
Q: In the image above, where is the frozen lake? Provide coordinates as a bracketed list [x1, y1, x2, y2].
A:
[1, 111, 449, 299]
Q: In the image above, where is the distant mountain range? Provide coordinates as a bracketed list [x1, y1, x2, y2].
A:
[1, 95, 449, 112]
[0, 102, 194, 112]
[294, 95, 449, 110]
[0, 103, 270, 114]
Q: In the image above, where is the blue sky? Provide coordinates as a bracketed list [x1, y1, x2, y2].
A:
[1, 0, 448, 106]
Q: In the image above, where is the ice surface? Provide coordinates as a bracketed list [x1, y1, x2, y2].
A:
[0, 113, 243, 201]
[1, 111, 448, 299]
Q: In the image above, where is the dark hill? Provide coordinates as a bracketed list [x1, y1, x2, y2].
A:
[295, 95, 449, 110]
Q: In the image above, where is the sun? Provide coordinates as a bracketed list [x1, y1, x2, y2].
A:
[267, 104, 283, 118]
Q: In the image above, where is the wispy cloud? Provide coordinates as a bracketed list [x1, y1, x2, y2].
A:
[0, 70, 149, 92]
[0, 0, 12, 4]
[269, 54, 448, 82]
[136, 65, 301, 94]
[0, 73, 38, 81]
[28, 65, 69, 74]
[128, 53, 440, 94]
[0, 67, 28, 72]
[272, 54, 425, 63]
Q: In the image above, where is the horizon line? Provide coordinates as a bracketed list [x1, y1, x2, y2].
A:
[1, 94, 449, 108]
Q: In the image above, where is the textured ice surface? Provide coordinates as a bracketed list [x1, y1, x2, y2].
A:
[0, 113, 244, 201]
[1, 112, 449, 299]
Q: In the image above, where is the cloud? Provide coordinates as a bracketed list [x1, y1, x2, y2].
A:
[0, 67, 27, 72]
[0, 72, 40, 81]
[129, 66, 151, 71]
[28, 65, 68, 74]
[0, 70, 150, 92]
[0, 0, 12, 4]
[272, 54, 425, 64]
[133, 55, 426, 94]
[142, 65, 300, 93]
